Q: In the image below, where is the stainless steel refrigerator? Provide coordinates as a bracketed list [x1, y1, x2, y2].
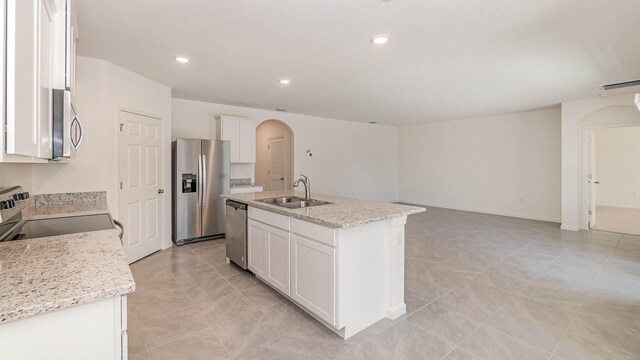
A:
[172, 139, 230, 245]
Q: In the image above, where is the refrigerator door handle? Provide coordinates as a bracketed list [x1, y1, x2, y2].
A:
[201, 154, 207, 207]
[197, 155, 203, 207]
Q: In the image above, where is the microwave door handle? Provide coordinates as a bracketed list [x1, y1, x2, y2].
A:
[201, 154, 207, 207]
[70, 115, 83, 150]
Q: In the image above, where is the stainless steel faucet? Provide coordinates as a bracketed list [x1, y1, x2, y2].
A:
[293, 174, 311, 200]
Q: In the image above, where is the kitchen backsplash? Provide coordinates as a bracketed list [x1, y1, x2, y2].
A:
[230, 163, 254, 182]
[34, 191, 107, 206]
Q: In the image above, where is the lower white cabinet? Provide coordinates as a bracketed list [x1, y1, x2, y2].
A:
[248, 212, 336, 326]
[290, 233, 336, 325]
[266, 225, 290, 295]
[248, 219, 290, 295]
[248, 219, 267, 278]
[0, 295, 128, 359]
[246, 205, 408, 339]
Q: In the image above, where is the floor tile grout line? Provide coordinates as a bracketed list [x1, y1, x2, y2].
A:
[230, 318, 316, 359]
[450, 244, 572, 359]
[171, 244, 236, 359]
[546, 318, 574, 360]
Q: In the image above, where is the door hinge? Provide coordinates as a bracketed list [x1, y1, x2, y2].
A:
[267, 145, 270, 149]
[120, 181, 123, 190]
[119, 123, 124, 132]
[588, 209, 592, 215]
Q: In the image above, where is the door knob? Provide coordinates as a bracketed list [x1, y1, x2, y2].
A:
[158, 189, 165, 194]
[594, 181, 600, 184]
[280, 177, 284, 180]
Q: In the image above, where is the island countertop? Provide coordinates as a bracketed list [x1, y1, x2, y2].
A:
[0, 192, 135, 324]
[223, 190, 425, 228]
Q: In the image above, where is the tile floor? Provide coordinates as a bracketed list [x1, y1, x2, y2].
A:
[127, 207, 640, 360]
[593, 205, 640, 236]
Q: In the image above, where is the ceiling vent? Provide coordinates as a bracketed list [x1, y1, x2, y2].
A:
[601, 79, 640, 91]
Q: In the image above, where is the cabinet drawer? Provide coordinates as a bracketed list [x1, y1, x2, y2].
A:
[291, 218, 336, 247]
[249, 207, 290, 230]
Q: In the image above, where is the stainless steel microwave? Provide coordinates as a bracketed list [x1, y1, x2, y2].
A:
[52, 89, 83, 160]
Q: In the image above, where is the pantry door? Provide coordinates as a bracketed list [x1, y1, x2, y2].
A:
[118, 110, 164, 263]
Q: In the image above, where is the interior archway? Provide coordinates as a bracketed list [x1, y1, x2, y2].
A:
[578, 105, 640, 229]
[255, 120, 294, 191]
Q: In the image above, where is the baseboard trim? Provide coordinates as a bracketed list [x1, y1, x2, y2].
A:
[398, 201, 561, 224]
[596, 203, 640, 210]
[561, 224, 580, 231]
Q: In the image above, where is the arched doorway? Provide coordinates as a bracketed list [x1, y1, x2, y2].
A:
[255, 120, 294, 191]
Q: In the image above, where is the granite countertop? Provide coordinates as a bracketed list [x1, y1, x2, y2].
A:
[223, 191, 425, 228]
[0, 192, 135, 324]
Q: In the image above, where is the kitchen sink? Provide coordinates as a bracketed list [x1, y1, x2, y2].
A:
[260, 196, 305, 204]
[259, 197, 332, 208]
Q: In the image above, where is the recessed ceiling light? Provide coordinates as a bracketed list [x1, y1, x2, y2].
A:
[279, 79, 291, 85]
[371, 34, 390, 45]
[175, 56, 190, 64]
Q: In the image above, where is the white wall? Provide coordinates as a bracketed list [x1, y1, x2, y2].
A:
[30, 56, 173, 248]
[561, 93, 640, 230]
[172, 98, 398, 201]
[594, 126, 640, 209]
[0, 164, 33, 192]
[398, 108, 562, 222]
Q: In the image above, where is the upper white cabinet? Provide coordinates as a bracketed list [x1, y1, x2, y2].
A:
[1, 0, 76, 163]
[52, 0, 78, 98]
[216, 115, 256, 163]
[4, 0, 55, 159]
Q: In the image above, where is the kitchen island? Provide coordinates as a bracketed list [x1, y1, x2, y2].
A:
[224, 191, 424, 339]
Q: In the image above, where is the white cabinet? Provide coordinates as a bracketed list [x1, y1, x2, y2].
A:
[239, 119, 257, 163]
[1, 0, 76, 163]
[248, 219, 267, 277]
[291, 233, 335, 325]
[248, 218, 291, 295]
[248, 208, 336, 324]
[3, 0, 56, 160]
[216, 115, 256, 163]
[266, 225, 290, 295]
[0, 295, 128, 359]
[52, 0, 78, 98]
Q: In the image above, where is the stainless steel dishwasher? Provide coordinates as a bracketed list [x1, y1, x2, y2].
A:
[226, 200, 248, 269]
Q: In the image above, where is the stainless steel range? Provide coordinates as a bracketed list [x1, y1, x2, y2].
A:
[0, 186, 118, 242]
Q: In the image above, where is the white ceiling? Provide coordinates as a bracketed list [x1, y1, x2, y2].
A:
[75, 0, 640, 125]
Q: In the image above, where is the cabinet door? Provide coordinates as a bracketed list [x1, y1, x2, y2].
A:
[238, 119, 256, 163]
[37, 0, 54, 158]
[6, 0, 40, 157]
[266, 226, 290, 295]
[290, 234, 335, 325]
[248, 219, 267, 277]
[220, 116, 240, 163]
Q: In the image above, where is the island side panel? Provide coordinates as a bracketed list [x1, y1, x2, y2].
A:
[337, 219, 404, 339]
[386, 216, 408, 318]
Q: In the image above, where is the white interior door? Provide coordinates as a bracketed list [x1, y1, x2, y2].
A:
[118, 110, 164, 263]
[268, 137, 285, 191]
